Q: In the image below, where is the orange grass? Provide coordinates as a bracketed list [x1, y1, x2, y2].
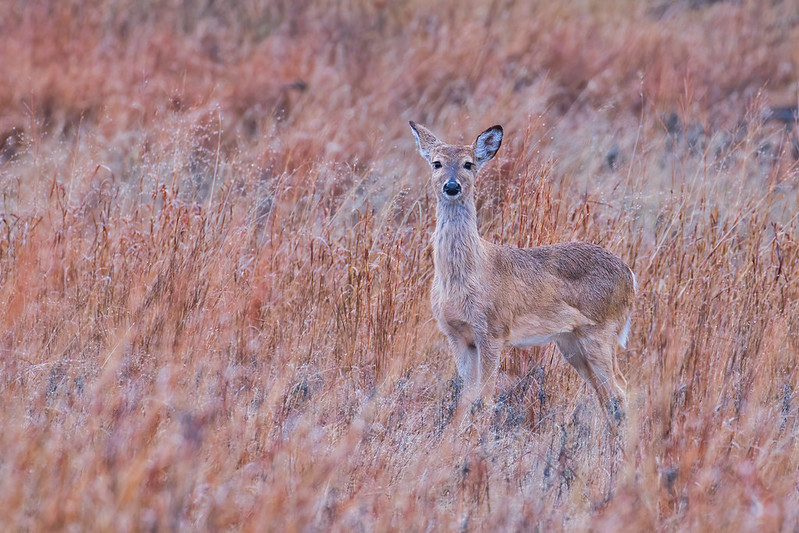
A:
[1, 0, 799, 530]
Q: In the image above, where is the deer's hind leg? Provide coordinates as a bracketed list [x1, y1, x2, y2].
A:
[612, 348, 627, 392]
[578, 325, 627, 419]
[555, 332, 612, 410]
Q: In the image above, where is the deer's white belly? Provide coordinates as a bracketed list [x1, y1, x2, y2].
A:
[507, 307, 594, 348]
[510, 333, 560, 348]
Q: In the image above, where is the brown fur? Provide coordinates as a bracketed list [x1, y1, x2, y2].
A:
[410, 121, 635, 415]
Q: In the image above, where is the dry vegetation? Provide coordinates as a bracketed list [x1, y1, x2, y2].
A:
[1, 0, 799, 530]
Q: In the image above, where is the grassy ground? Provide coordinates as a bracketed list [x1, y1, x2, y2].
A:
[1, 0, 799, 530]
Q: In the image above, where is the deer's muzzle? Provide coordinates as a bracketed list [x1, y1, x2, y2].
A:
[443, 179, 461, 197]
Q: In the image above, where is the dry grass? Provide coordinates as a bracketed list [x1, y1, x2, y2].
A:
[2, 0, 799, 530]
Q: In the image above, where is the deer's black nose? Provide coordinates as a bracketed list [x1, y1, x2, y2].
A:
[443, 180, 461, 196]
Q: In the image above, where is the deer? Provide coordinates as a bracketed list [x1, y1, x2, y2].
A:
[409, 121, 636, 419]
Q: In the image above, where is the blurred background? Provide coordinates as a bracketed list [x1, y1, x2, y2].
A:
[3, 0, 798, 212]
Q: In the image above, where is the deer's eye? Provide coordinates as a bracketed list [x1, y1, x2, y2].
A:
[432, 161, 442, 169]
[464, 161, 473, 170]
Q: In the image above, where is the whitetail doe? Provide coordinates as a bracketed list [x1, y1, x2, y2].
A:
[410, 122, 636, 418]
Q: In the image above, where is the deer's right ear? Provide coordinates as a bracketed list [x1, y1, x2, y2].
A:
[409, 121, 441, 162]
[474, 125, 503, 169]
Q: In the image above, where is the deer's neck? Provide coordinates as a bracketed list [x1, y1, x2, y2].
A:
[433, 200, 486, 287]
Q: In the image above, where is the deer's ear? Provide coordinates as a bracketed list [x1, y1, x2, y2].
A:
[474, 125, 503, 169]
[409, 121, 442, 162]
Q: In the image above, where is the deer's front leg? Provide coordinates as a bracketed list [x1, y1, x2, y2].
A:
[447, 334, 502, 406]
[446, 333, 479, 386]
[441, 317, 481, 404]
[476, 335, 502, 401]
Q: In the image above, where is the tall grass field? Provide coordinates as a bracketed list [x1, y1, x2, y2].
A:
[1, 0, 798, 530]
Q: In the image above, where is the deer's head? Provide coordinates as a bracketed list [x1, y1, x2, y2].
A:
[409, 122, 503, 203]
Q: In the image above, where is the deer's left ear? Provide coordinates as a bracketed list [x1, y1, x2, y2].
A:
[409, 121, 442, 162]
[473, 125, 503, 169]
